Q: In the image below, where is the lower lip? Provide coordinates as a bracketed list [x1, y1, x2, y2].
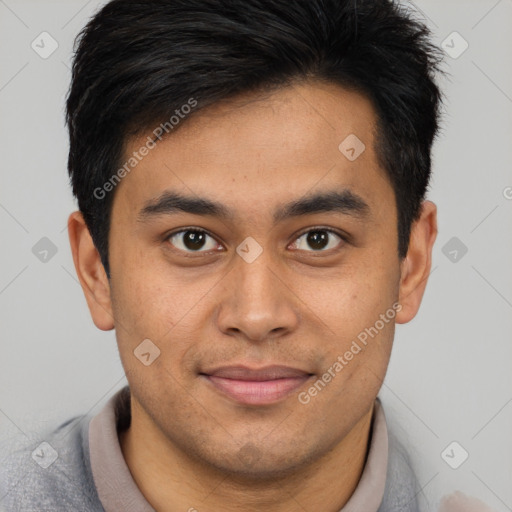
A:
[204, 375, 311, 405]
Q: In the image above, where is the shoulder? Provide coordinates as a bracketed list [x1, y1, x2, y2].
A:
[376, 400, 422, 512]
[0, 415, 104, 512]
[380, 430, 421, 511]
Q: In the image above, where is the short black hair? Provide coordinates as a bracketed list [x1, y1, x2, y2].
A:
[66, 0, 443, 277]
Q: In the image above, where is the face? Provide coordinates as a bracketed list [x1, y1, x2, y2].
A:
[103, 82, 404, 476]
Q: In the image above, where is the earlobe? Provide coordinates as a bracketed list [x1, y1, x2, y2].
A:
[67, 211, 115, 331]
[395, 201, 437, 324]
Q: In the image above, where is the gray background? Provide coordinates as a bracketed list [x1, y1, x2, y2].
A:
[1, 0, 511, 510]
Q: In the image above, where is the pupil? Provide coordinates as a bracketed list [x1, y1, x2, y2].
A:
[184, 231, 206, 250]
[307, 231, 328, 250]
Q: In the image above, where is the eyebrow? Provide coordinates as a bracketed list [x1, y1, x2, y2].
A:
[274, 190, 370, 222]
[138, 192, 231, 221]
[137, 189, 370, 223]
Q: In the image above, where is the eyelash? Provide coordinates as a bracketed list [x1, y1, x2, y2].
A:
[292, 226, 348, 252]
[164, 226, 348, 254]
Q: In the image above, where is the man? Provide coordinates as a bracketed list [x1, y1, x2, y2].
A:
[1, 0, 442, 510]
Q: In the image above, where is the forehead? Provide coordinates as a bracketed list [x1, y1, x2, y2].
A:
[114, 81, 391, 218]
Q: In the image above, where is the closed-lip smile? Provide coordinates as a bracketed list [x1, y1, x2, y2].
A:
[201, 365, 313, 405]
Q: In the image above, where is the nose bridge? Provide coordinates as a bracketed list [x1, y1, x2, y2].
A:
[234, 248, 281, 316]
[240, 251, 278, 298]
[217, 246, 299, 341]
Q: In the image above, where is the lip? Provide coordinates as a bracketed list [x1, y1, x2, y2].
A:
[201, 365, 313, 405]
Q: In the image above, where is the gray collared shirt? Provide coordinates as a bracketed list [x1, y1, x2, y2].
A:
[1, 387, 420, 511]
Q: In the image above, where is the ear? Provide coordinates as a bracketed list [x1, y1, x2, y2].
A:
[67, 211, 115, 330]
[395, 201, 437, 324]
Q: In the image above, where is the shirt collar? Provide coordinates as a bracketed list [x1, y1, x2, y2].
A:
[89, 387, 389, 512]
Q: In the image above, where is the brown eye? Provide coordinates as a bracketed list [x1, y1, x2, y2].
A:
[168, 229, 219, 252]
[306, 231, 329, 250]
[183, 231, 206, 250]
[292, 229, 343, 252]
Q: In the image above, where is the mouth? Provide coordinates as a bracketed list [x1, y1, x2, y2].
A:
[200, 365, 314, 406]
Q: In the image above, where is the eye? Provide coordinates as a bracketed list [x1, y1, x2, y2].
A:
[290, 229, 344, 252]
[167, 229, 221, 253]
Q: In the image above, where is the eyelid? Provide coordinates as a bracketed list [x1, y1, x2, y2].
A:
[289, 226, 349, 251]
[293, 225, 349, 240]
[164, 227, 225, 253]
[163, 225, 349, 254]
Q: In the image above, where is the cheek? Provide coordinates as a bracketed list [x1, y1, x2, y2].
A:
[109, 260, 220, 380]
[295, 257, 399, 399]
[110, 249, 206, 336]
[294, 258, 399, 333]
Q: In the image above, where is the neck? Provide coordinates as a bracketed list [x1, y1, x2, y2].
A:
[119, 400, 374, 512]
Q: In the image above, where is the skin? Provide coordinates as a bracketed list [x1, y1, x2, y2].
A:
[68, 81, 437, 512]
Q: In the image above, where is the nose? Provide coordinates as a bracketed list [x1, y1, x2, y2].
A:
[216, 249, 300, 343]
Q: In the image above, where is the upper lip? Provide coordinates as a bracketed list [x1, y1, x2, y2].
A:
[203, 365, 312, 381]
